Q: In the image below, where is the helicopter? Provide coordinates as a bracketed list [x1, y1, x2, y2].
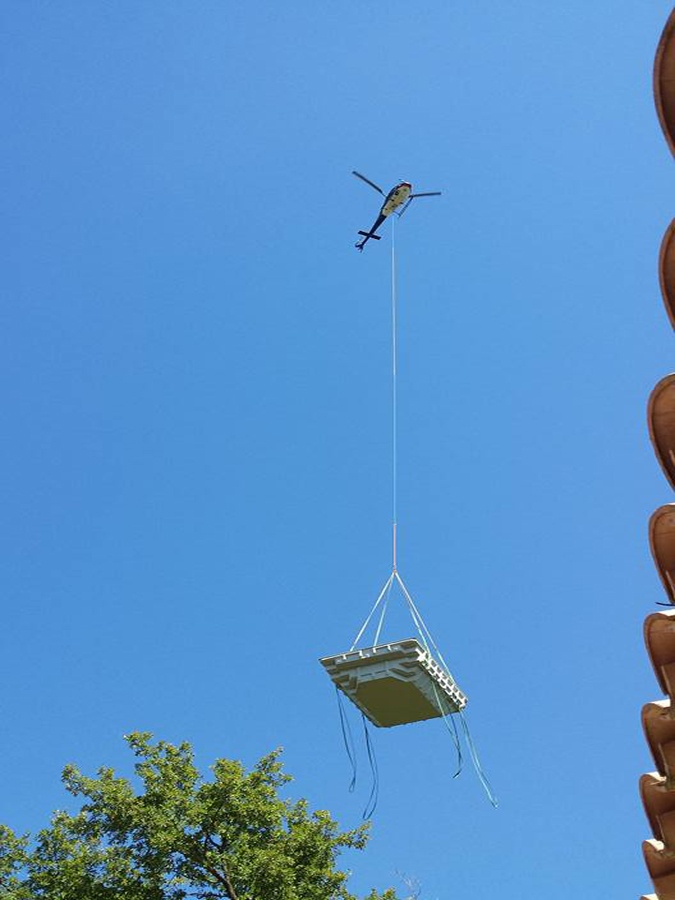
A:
[352, 170, 441, 251]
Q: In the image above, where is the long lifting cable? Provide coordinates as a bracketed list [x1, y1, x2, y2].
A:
[391, 216, 398, 575]
[351, 220, 399, 651]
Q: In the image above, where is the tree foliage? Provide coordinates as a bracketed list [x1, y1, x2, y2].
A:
[0, 734, 399, 900]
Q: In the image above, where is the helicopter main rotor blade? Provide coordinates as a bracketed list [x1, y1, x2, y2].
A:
[352, 170, 385, 195]
[409, 191, 442, 198]
[396, 198, 414, 219]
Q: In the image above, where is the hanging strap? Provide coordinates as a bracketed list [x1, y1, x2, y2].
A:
[361, 714, 379, 819]
[336, 687, 357, 792]
[459, 711, 498, 808]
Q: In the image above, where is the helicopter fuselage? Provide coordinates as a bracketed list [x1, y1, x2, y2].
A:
[381, 182, 412, 217]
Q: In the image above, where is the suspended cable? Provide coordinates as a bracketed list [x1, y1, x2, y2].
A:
[361, 714, 379, 819]
[394, 571, 460, 684]
[391, 217, 398, 573]
[350, 572, 395, 651]
[429, 676, 463, 778]
[373, 571, 394, 646]
[336, 687, 357, 793]
[459, 711, 498, 808]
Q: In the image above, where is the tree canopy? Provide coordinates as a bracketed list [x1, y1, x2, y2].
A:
[0, 733, 400, 900]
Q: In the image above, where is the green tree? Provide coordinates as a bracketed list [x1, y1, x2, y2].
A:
[0, 733, 400, 900]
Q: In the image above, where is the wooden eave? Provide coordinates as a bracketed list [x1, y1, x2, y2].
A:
[645, 609, 675, 697]
[649, 375, 675, 488]
[654, 8, 675, 157]
[660, 223, 675, 330]
[650, 505, 675, 605]
[643, 700, 675, 778]
[642, 772, 675, 847]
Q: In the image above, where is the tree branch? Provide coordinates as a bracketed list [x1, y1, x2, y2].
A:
[221, 864, 239, 900]
[202, 861, 238, 900]
[199, 832, 238, 900]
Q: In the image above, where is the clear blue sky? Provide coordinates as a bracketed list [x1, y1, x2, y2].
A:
[2, 2, 674, 896]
